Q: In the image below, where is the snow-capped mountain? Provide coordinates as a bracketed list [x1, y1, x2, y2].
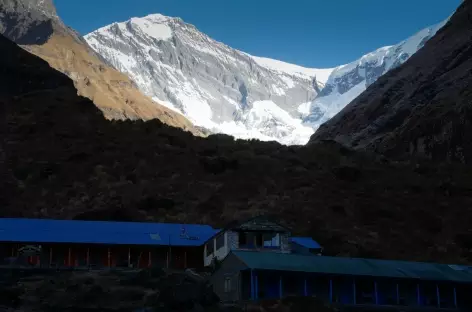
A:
[85, 13, 445, 145]
[85, 14, 331, 145]
[302, 20, 447, 128]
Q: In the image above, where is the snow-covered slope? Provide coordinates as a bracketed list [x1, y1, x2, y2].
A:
[85, 13, 446, 145]
[302, 20, 447, 128]
[247, 54, 334, 85]
[85, 14, 331, 145]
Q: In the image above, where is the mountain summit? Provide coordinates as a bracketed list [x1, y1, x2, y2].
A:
[85, 13, 332, 145]
[85, 13, 446, 144]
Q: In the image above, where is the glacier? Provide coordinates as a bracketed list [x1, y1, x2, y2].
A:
[302, 20, 447, 128]
[85, 13, 446, 145]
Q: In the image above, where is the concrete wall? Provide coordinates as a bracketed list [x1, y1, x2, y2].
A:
[209, 253, 247, 302]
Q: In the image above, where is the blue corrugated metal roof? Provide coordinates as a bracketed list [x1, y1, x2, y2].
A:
[291, 237, 322, 249]
[0, 219, 323, 249]
[0, 218, 215, 246]
[231, 250, 472, 283]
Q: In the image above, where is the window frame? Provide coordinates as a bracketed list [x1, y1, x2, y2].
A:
[263, 232, 281, 248]
[224, 277, 232, 293]
[216, 233, 225, 250]
[206, 240, 214, 256]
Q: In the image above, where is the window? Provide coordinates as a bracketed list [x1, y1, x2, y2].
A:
[263, 233, 280, 248]
[206, 241, 214, 256]
[255, 233, 263, 247]
[238, 232, 281, 249]
[245, 232, 257, 248]
[238, 232, 246, 246]
[224, 277, 232, 292]
[216, 234, 225, 250]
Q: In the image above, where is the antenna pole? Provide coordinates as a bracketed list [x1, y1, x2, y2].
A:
[168, 234, 171, 268]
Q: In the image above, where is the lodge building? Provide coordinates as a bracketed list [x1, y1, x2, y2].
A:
[1, 216, 472, 311]
[0, 217, 318, 269]
[206, 217, 472, 311]
[0, 218, 216, 269]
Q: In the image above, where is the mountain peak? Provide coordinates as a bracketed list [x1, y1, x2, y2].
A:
[90, 13, 184, 43]
[0, 0, 59, 44]
[86, 13, 327, 144]
[142, 13, 170, 21]
[127, 15, 174, 41]
[85, 11, 448, 145]
[0, 0, 57, 17]
[139, 13, 182, 24]
[128, 13, 177, 26]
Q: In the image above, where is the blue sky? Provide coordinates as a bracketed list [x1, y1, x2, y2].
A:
[55, 0, 460, 68]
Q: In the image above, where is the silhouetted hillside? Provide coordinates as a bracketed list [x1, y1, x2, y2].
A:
[1, 33, 472, 264]
[311, 0, 472, 163]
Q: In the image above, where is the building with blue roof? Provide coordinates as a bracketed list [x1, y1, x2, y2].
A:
[0, 218, 215, 246]
[0, 218, 216, 269]
[290, 237, 323, 255]
[0, 217, 321, 270]
[202, 216, 323, 268]
[2, 216, 472, 310]
[207, 217, 472, 311]
[211, 251, 472, 311]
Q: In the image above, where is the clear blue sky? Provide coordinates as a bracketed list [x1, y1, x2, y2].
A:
[55, 0, 460, 68]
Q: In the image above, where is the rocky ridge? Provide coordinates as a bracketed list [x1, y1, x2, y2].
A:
[310, 0, 472, 163]
[303, 20, 446, 127]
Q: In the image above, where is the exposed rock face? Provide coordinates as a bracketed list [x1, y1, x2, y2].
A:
[310, 0, 472, 163]
[0, 0, 57, 44]
[0, 0, 202, 135]
[2, 32, 472, 264]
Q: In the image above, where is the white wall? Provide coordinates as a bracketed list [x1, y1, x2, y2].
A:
[214, 232, 229, 260]
[204, 231, 229, 267]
